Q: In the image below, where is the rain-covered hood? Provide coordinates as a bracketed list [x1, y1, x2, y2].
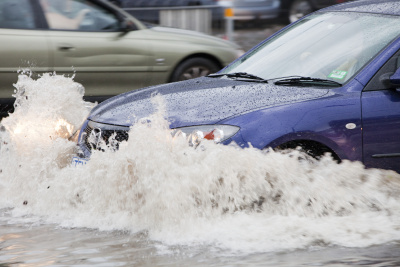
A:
[88, 77, 330, 128]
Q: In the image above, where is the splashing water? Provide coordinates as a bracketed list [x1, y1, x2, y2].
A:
[0, 73, 400, 254]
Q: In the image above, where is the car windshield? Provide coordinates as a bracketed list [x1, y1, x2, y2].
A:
[220, 12, 400, 84]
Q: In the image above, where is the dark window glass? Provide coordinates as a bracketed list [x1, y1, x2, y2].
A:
[0, 0, 35, 29]
[40, 0, 120, 31]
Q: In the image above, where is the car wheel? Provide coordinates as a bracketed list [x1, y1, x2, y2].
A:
[170, 58, 220, 82]
[276, 140, 341, 163]
[289, 0, 313, 24]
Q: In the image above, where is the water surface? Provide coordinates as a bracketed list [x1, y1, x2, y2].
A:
[1, 73, 400, 266]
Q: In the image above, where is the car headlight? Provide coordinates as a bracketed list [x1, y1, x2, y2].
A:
[171, 125, 240, 147]
[55, 118, 75, 139]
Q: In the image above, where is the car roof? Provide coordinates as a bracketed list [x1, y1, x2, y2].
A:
[320, 0, 400, 16]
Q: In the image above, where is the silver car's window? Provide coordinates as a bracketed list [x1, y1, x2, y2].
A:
[40, 0, 120, 31]
[0, 0, 35, 29]
[223, 12, 400, 84]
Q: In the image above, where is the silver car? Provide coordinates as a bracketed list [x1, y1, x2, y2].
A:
[0, 0, 242, 117]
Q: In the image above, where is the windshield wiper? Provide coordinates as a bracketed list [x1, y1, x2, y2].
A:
[273, 76, 342, 87]
[208, 72, 268, 82]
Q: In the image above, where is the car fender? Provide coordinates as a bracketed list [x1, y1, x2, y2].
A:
[222, 85, 363, 162]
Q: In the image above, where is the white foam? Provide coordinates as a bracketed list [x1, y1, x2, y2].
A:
[1, 73, 400, 254]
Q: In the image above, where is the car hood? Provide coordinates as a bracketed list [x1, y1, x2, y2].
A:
[88, 77, 330, 128]
[145, 26, 240, 49]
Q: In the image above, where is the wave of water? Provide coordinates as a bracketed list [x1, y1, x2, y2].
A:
[1, 73, 400, 255]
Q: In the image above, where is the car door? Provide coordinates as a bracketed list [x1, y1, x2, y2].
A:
[39, 0, 152, 101]
[361, 48, 400, 173]
[0, 0, 51, 115]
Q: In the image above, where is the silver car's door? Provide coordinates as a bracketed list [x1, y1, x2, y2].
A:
[39, 0, 151, 101]
[0, 0, 51, 114]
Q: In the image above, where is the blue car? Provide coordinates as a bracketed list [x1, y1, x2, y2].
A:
[74, 0, 400, 173]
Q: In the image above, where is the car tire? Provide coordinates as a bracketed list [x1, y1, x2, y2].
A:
[276, 140, 341, 163]
[170, 58, 220, 82]
[289, 0, 313, 24]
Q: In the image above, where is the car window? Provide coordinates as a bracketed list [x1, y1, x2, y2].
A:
[222, 12, 400, 84]
[364, 49, 400, 92]
[0, 0, 35, 29]
[39, 0, 120, 31]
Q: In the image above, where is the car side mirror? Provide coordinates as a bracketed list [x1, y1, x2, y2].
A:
[120, 19, 136, 33]
[389, 68, 400, 85]
[380, 67, 400, 89]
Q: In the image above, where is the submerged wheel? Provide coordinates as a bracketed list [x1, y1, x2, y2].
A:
[276, 140, 341, 162]
[170, 57, 220, 82]
[289, 0, 313, 23]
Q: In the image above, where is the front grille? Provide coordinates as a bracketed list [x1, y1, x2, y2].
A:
[83, 124, 129, 151]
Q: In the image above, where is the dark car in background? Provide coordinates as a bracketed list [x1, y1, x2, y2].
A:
[217, 0, 353, 23]
[0, 0, 241, 118]
[119, 0, 282, 24]
[115, 0, 223, 25]
[281, 0, 353, 23]
[215, 0, 281, 21]
[114, 0, 353, 26]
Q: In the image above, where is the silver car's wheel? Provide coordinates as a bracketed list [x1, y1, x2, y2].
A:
[171, 58, 220, 82]
[289, 0, 313, 23]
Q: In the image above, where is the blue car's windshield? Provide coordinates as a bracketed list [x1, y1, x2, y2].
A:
[221, 12, 400, 84]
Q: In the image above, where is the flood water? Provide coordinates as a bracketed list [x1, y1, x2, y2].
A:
[1, 73, 400, 266]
